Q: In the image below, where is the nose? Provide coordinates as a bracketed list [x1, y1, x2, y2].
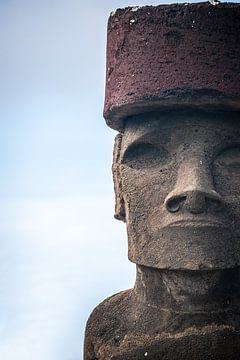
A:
[164, 158, 224, 214]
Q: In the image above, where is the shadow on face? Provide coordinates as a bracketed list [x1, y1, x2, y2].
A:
[115, 110, 240, 270]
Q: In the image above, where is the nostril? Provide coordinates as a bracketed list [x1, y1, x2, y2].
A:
[165, 189, 224, 214]
[166, 196, 186, 213]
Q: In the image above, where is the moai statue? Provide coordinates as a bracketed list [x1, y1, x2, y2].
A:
[84, 3, 240, 360]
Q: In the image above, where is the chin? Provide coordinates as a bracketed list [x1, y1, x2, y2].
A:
[130, 226, 240, 270]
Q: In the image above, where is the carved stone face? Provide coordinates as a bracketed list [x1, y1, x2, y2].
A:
[116, 111, 240, 270]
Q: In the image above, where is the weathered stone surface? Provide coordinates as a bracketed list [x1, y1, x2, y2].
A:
[84, 3, 240, 360]
[104, 3, 240, 131]
[119, 111, 240, 270]
[84, 112, 240, 359]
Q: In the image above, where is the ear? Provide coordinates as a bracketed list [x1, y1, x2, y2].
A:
[112, 134, 126, 222]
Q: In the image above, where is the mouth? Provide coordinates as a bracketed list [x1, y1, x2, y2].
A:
[167, 220, 229, 230]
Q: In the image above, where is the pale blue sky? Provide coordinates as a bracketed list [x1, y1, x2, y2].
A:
[0, 1, 237, 359]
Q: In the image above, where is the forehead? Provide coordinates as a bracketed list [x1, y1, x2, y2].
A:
[122, 111, 240, 145]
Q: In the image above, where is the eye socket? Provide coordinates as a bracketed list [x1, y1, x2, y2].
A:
[215, 146, 240, 170]
[122, 142, 170, 170]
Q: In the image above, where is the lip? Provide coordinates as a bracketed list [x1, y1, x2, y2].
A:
[167, 220, 229, 229]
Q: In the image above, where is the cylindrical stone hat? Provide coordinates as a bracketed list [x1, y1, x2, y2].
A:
[104, 2, 240, 131]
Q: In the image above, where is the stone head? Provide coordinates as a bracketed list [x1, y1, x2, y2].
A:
[104, 4, 240, 271]
[113, 109, 240, 270]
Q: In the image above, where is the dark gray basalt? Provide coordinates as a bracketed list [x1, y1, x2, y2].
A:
[84, 3, 240, 360]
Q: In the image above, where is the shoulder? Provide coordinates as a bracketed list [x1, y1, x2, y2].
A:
[84, 289, 132, 359]
[85, 289, 132, 337]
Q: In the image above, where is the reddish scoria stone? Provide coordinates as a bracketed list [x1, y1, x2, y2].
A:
[104, 3, 240, 131]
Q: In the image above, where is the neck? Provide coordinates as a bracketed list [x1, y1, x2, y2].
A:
[133, 265, 240, 313]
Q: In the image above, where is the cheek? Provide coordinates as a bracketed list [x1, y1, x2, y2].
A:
[213, 166, 240, 231]
[213, 164, 240, 196]
[120, 166, 176, 219]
